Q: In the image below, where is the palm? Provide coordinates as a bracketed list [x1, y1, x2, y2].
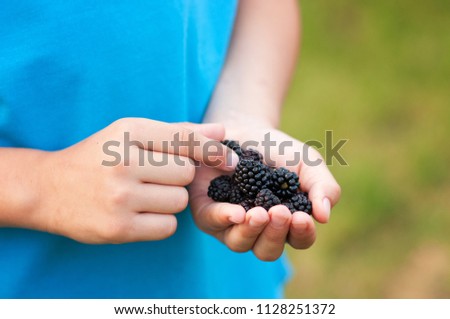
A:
[189, 164, 246, 239]
[188, 127, 339, 261]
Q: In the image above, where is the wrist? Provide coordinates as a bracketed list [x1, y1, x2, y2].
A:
[0, 149, 52, 230]
[204, 108, 278, 141]
[204, 78, 282, 134]
[30, 150, 61, 233]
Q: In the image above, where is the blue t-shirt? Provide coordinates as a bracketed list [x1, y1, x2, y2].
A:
[0, 1, 290, 298]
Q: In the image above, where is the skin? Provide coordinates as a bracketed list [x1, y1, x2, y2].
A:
[0, 0, 340, 261]
[189, 0, 341, 261]
[0, 119, 238, 243]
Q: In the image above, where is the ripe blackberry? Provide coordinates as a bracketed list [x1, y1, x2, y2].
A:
[207, 175, 232, 202]
[229, 186, 246, 204]
[283, 192, 312, 214]
[240, 148, 263, 162]
[270, 167, 300, 199]
[209, 141, 311, 215]
[221, 140, 243, 157]
[233, 159, 271, 198]
[240, 198, 255, 212]
[254, 189, 281, 211]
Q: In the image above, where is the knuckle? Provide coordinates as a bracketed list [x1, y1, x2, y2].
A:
[106, 163, 133, 182]
[108, 185, 132, 208]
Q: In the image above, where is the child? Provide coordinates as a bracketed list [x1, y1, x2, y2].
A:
[0, 0, 340, 297]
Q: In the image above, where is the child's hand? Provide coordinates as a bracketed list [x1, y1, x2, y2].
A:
[34, 118, 237, 244]
[189, 127, 341, 261]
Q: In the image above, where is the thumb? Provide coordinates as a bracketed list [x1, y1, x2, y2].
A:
[299, 150, 341, 223]
[307, 179, 341, 224]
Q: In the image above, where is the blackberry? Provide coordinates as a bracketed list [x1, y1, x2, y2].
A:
[233, 159, 271, 198]
[207, 175, 232, 202]
[229, 186, 246, 204]
[270, 167, 300, 199]
[221, 140, 243, 157]
[240, 198, 255, 212]
[222, 139, 263, 162]
[209, 141, 311, 216]
[283, 192, 312, 214]
[254, 189, 281, 211]
[240, 148, 263, 162]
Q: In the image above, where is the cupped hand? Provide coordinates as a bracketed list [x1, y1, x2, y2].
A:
[189, 127, 341, 261]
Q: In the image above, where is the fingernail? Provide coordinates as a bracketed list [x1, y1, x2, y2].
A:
[249, 216, 264, 228]
[248, 216, 256, 227]
[323, 197, 331, 222]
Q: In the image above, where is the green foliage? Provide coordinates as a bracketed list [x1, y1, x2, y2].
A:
[282, 0, 450, 298]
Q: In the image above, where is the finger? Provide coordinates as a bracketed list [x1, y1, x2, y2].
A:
[298, 146, 341, 223]
[191, 201, 246, 234]
[116, 118, 238, 171]
[223, 207, 270, 252]
[129, 148, 196, 186]
[188, 165, 246, 233]
[132, 184, 189, 214]
[287, 212, 316, 249]
[126, 213, 177, 242]
[177, 122, 226, 142]
[252, 205, 292, 261]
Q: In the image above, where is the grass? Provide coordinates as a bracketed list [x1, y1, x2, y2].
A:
[281, 0, 450, 298]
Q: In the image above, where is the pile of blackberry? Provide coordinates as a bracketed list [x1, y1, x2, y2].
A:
[207, 140, 312, 214]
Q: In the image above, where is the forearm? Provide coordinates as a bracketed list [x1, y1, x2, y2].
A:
[204, 0, 300, 130]
[0, 148, 48, 229]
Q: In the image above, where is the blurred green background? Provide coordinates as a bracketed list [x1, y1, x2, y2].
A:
[282, 0, 450, 298]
